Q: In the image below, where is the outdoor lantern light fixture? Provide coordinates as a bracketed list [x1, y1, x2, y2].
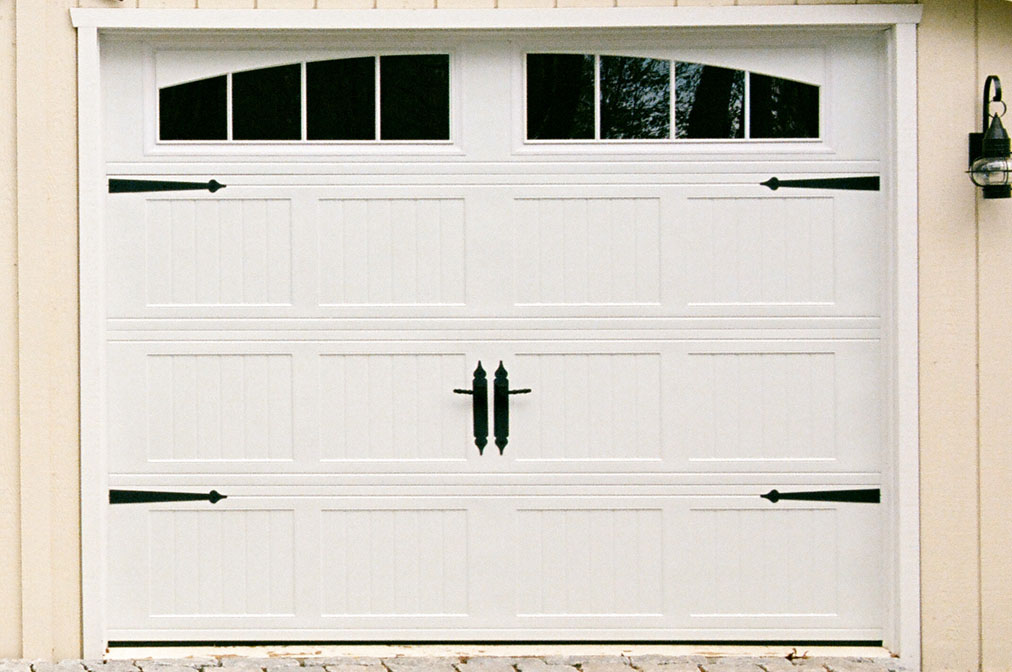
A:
[969, 75, 1012, 199]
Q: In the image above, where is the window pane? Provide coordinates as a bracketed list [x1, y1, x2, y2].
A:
[600, 56, 670, 140]
[749, 73, 819, 139]
[159, 76, 227, 141]
[307, 57, 376, 141]
[380, 55, 450, 141]
[526, 54, 594, 140]
[232, 64, 302, 141]
[675, 63, 744, 139]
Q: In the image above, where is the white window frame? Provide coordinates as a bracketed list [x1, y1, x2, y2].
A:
[71, 4, 922, 663]
[520, 51, 823, 144]
[155, 51, 457, 145]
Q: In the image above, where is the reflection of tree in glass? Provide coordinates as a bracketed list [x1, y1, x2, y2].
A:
[527, 54, 595, 140]
[675, 63, 744, 139]
[600, 56, 670, 140]
[749, 73, 819, 139]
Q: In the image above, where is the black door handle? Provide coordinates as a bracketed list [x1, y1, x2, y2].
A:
[493, 361, 531, 454]
[453, 361, 488, 454]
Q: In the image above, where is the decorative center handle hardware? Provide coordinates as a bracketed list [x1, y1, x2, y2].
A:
[453, 362, 488, 454]
[109, 489, 227, 505]
[109, 178, 226, 194]
[760, 176, 880, 192]
[761, 488, 880, 504]
[493, 361, 531, 455]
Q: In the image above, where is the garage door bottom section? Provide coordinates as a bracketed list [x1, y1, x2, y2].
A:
[107, 489, 883, 642]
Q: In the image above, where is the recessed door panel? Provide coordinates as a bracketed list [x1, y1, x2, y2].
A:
[107, 492, 882, 640]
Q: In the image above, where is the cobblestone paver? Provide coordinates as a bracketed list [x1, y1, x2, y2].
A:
[0, 656, 910, 672]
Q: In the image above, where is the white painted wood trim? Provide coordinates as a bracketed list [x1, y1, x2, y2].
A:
[77, 23, 108, 660]
[888, 21, 921, 667]
[70, 6, 922, 31]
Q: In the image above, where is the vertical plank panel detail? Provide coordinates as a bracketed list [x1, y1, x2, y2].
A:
[513, 353, 661, 460]
[144, 198, 292, 306]
[683, 196, 835, 305]
[318, 198, 466, 305]
[513, 198, 661, 305]
[320, 509, 468, 615]
[148, 510, 295, 616]
[318, 353, 466, 461]
[146, 354, 293, 461]
[517, 508, 663, 615]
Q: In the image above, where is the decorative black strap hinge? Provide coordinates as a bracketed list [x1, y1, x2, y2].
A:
[761, 488, 880, 504]
[109, 178, 226, 194]
[109, 489, 227, 504]
[761, 176, 880, 192]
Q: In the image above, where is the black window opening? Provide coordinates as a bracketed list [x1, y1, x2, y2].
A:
[526, 53, 820, 141]
[158, 55, 451, 142]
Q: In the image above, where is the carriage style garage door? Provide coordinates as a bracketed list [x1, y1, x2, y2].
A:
[97, 28, 891, 643]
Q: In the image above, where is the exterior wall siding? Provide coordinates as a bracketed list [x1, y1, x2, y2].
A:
[1, 1, 1008, 671]
[916, 2, 980, 671]
[977, 2, 1012, 671]
[0, 0, 21, 657]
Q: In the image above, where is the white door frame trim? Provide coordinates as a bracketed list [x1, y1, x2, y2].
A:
[71, 5, 922, 30]
[74, 7, 921, 662]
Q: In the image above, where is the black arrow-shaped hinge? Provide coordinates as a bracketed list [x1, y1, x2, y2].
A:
[761, 176, 880, 191]
[761, 488, 880, 504]
[109, 178, 226, 194]
[109, 489, 227, 504]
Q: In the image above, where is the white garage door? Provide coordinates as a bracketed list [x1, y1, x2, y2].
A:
[98, 29, 889, 643]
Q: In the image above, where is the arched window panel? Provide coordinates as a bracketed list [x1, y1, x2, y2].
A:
[749, 72, 820, 139]
[524, 53, 819, 142]
[157, 55, 450, 142]
[158, 75, 227, 141]
[232, 63, 301, 141]
[307, 57, 375, 140]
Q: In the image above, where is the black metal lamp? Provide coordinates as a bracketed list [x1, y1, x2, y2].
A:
[969, 75, 1012, 199]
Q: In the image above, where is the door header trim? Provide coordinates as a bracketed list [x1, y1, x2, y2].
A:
[71, 5, 922, 32]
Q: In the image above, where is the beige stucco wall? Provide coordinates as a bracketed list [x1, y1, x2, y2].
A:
[4, 0, 1012, 669]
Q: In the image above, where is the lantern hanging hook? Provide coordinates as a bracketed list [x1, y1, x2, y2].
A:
[984, 75, 1005, 129]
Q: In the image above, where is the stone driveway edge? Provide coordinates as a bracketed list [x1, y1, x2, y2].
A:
[0, 656, 911, 672]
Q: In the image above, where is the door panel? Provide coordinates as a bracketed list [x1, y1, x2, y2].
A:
[108, 338, 880, 475]
[106, 182, 883, 321]
[107, 341, 483, 473]
[499, 339, 881, 473]
[107, 492, 882, 640]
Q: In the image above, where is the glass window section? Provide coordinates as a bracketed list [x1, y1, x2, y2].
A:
[379, 55, 450, 141]
[674, 62, 744, 139]
[159, 75, 227, 141]
[232, 63, 302, 141]
[600, 56, 670, 140]
[526, 54, 595, 140]
[307, 57, 376, 141]
[749, 73, 820, 139]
